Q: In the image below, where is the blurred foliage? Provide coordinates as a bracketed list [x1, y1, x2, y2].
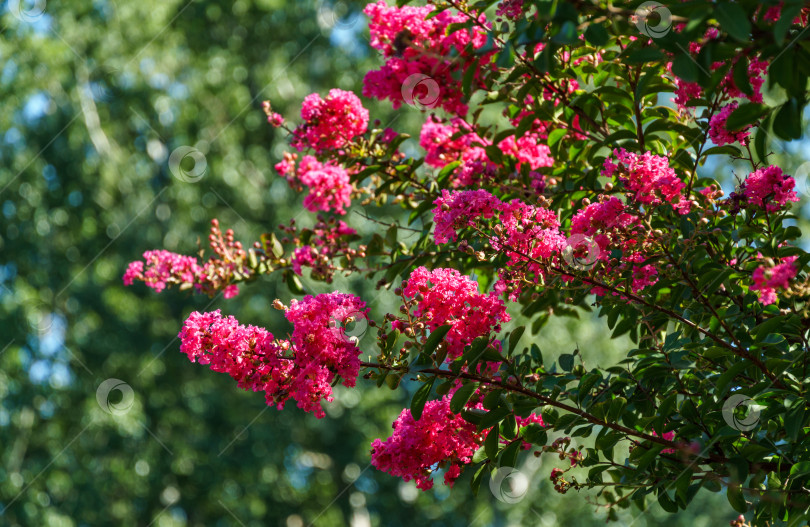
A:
[0, 0, 757, 525]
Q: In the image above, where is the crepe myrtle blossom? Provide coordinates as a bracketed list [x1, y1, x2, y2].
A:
[290, 89, 369, 153]
[751, 256, 799, 306]
[741, 165, 799, 213]
[285, 217, 358, 280]
[123, 220, 249, 297]
[178, 292, 367, 418]
[275, 155, 353, 215]
[399, 266, 510, 359]
[419, 117, 492, 187]
[432, 189, 503, 244]
[370, 396, 485, 490]
[709, 102, 752, 146]
[362, 1, 492, 115]
[602, 148, 690, 214]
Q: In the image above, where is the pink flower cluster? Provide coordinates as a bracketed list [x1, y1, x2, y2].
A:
[179, 292, 367, 418]
[671, 49, 769, 110]
[179, 310, 294, 407]
[370, 395, 484, 490]
[602, 149, 689, 214]
[496, 0, 524, 19]
[291, 89, 369, 153]
[362, 1, 491, 116]
[751, 256, 798, 305]
[284, 292, 368, 416]
[291, 246, 317, 276]
[420, 117, 491, 187]
[494, 199, 566, 271]
[433, 189, 503, 244]
[275, 154, 353, 215]
[569, 197, 662, 294]
[401, 267, 510, 359]
[709, 102, 751, 146]
[372, 377, 546, 491]
[498, 132, 553, 170]
[123, 250, 241, 299]
[123, 250, 202, 293]
[569, 197, 641, 261]
[123, 220, 254, 298]
[432, 190, 567, 298]
[262, 101, 285, 127]
[741, 165, 799, 213]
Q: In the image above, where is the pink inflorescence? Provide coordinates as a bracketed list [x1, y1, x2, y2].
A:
[123, 250, 202, 293]
[402, 267, 510, 359]
[708, 102, 751, 146]
[284, 292, 369, 416]
[751, 256, 798, 305]
[179, 310, 296, 409]
[419, 117, 491, 187]
[492, 199, 567, 298]
[291, 246, 318, 276]
[432, 189, 503, 244]
[498, 132, 553, 170]
[285, 155, 353, 215]
[362, 1, 491, 116]
[291, 89, 369, 153]
[496, 199, 566, 262]
[568, 197, 661, 295]
[496, 0, 525, 19]
[569, 197, 641, 261]
[179, 292, 367, 419]
[741, 165, 799, 213]
[669, 43, 770, 110]
[370, 396, 485, 490]
[602, 148, 689, 214]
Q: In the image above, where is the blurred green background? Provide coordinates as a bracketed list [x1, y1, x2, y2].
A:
[2, 1, 808, 525]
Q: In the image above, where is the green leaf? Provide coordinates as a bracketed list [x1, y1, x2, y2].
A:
[774, 4, 802, 44]
[450, 382, 478, 413]
[786, 405, 805, 442]
[385, 224, 398, 248]
[584, 22, 609, 46]
[789, 461, 810, 478]
[596, 431, 622, 451]
[577, 373, 601, 402]
[559, 353, 575, 371]
[726, 484, 748, 513]
[499, 440, 520, 468]
[285, 272, 305, 294]
[671, 54, 699, 83]
[521, 423, 547, 445]
[715, 361, 750, 395]
[410, 377, 435, 421]
[774, 99, 802, 140]
[479, 406, 511, 430]
[724, 103, 768, 131]
[470, 463, 486, 495]
[732, 56, 752, 97]
[508, 326, 525, 353]
[484, 423, 500, 460]
[715, 3, 751, 42]
[423, 325, 451, 356]
[658, 491, 678, 513]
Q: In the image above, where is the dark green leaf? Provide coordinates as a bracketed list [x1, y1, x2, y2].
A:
[410, 377, 435, 421]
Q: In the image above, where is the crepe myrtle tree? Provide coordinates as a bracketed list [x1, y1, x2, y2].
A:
[124, 0, 810, 524]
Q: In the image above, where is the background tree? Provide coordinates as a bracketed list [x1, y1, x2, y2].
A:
[3, 1, 809, 527]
